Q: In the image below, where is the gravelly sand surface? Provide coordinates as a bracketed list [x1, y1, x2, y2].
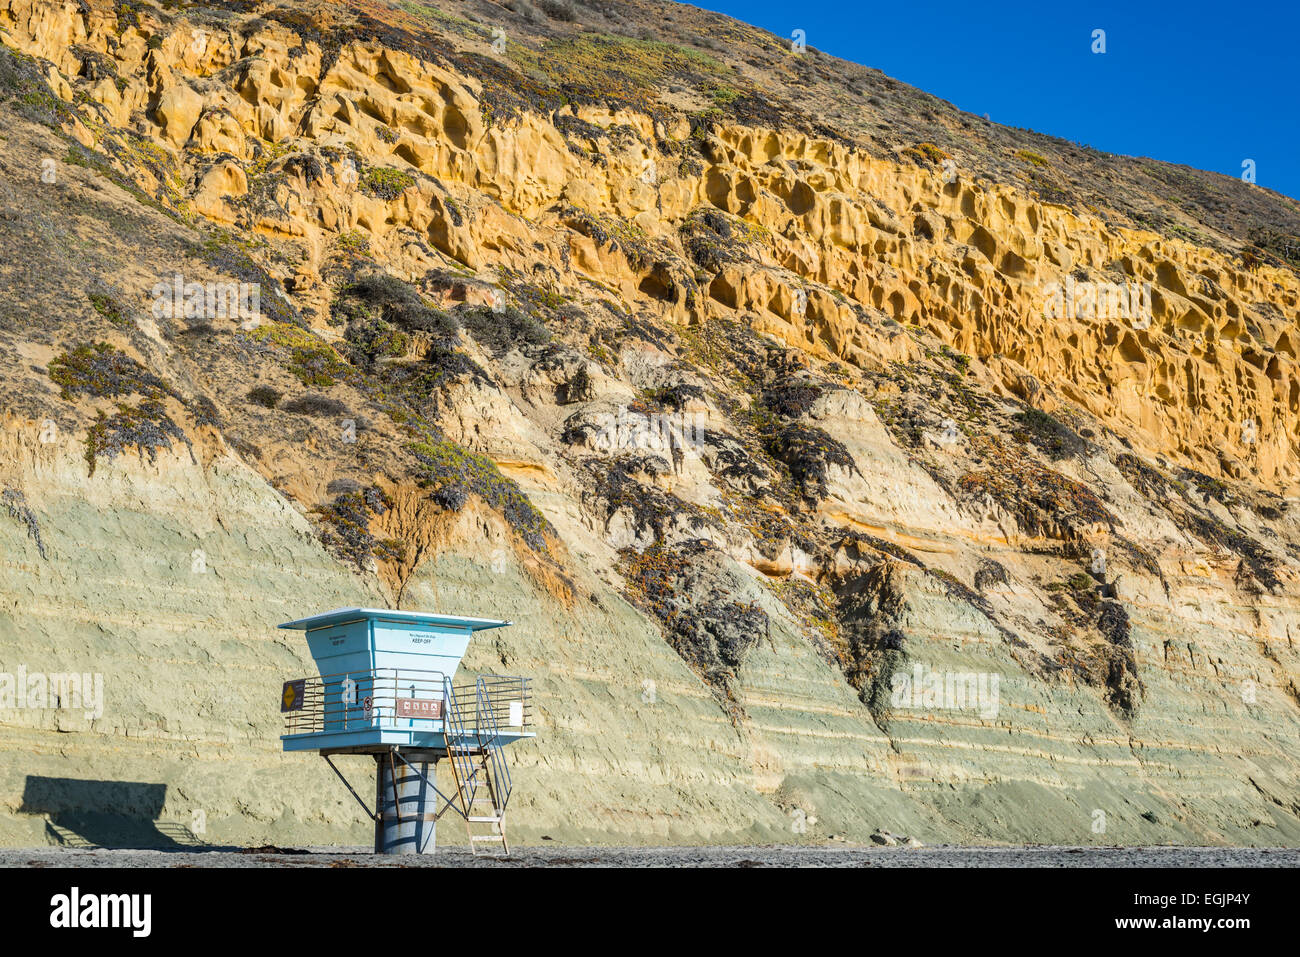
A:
[4, 845, 1297, 867]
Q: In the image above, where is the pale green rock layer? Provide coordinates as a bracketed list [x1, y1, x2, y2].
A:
[1, 438, 1298, 847]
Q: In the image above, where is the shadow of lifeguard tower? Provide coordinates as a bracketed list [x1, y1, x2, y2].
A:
[19, 776, 207, 849]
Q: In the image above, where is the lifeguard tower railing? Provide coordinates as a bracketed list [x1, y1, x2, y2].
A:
[282, 668, 532, 741]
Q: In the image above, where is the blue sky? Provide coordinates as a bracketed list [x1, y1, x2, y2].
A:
[692, 1, 1299, 202]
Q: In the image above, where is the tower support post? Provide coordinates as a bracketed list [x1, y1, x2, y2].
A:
[374, 749, 440, 854]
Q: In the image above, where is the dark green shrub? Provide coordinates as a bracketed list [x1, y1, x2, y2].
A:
[244, 323, 349, 387]
[764, 424, 857, 501]
[84, 398, 192, 476]
[247, 385, 283, 408]
[344, 316, 409, 367]
[360, 167, 416, 200]
[408, 438, 553, 549]
[314, 487, 405, 569]
[48, 342, 172, 401]
[87, 280, 133, 328]
[333, 275, 458, 340]
[1012, 407, 1086, 459]
[1, 488, 46, 559]
[281, 394, 351, 417]
[189, 395, 223, 428]
[458, 304, 549, 354]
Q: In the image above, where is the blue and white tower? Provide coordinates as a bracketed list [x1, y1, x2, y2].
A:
[278, 608, 534, 855]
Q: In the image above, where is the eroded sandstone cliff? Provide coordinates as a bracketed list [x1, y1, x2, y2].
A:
[0, 0, 1298, 847]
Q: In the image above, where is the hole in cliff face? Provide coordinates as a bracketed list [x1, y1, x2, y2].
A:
[395, 142, 422, 169]
[704, 171, 732, 210]
[999, 250, 1028, 277]
[708, 274, 739, 308]
[373, 64, 411, 96]
[1175, 312, 1208, 336]
[786, 181, 815, 216]
[968, 226, 998, 263]
[887, 290, 906, 319]
[1156, 262, 1187, 296]
[1112, 335, 1144, 369]
[639, 270, 674, 302]
[1241, 348, 1268, 373]
[443, 105, 470, 150]
[357, 96, 389, 125]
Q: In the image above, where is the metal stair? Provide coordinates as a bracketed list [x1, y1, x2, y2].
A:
[444, 676, 513, 856]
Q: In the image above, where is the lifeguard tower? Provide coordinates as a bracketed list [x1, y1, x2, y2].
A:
[278, 608, 534, 856]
